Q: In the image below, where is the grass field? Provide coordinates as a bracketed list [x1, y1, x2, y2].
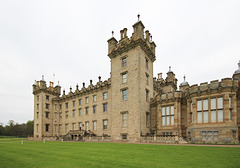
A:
[0, 139, 239, 168]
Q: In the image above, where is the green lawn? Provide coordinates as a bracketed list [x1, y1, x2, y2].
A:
[0, 139, 239, 168]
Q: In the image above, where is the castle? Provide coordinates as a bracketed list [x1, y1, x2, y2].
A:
[32, 17, 240, 143]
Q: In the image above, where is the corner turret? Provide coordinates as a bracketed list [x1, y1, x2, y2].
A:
[233, 61, 240, 81]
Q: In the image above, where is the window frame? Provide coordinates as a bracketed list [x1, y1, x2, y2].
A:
[161, 105, 174, 126]
[122, 57, 127, 67]
[103, 120, 108, 130]
[103, 103, 107, 112]
[122, 89, 127, 100]
[103, 92, 107, 100]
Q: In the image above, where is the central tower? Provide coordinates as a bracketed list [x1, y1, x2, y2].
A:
[108, 17, 156, 142]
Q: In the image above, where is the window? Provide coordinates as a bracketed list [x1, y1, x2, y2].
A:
[45, 112, 49, 118]
[103, 103, 107, 112]
[85, 97, 89, 104]
[122, 73, 127, 83]
[122, 89, 127, 100]
[146, 74, 149, 85]
[36, 124, 39, 133]
[59, 124, 62, 133]
[232, 130, 236, 139]
[73, 109, 76, 117]
[122, 134, 127, 140]
[55, 125, 57, 132]
[197, 99, 208, 123]
[37, 95, 39, 101]
[73, 101, 76, 107]
[229, 97, 232, 121]
[59, 112, 62, 118]
[103, 120, 108, 130]
[79, 108, 82, 116]
[93, 121, 97, 131]
[37, 104, 39, 110]
[93, 106, 96, 114]
[217, 97, 223, 122]
[162, 132, 173, 136]
[203, 99, 208, 123]
[72, 123, 76, 130]
[103, 92, 107, 100]
[146, 90, 149, 102]
[202, 131, 206, 141]
[66, 103, 68, 109]
[86, 107, 89, 115]
[211, 97, 223, 122]
[54, 104, 57, 110]
[162, 105, 174, 126]
[146, 58, 149, 69]
[59, 104, 62, 110]
[146, 112, 149, 127]
[85, 122, 89, 131]
[45, 124, 49, 132]
[65, 111, 68, 118]
[46, 95, 49, 100]
[122, 112, 127, 127]
[93, 95, 97, 102]
[37, 112, 39, 119]
[54, 112, 57, 119]
[190, 102, 193, 123]
[122, 57, 126, 67]
[65, 124, 68, 133]
[79, 122, 82, 130]
[79, 99, 82, 105]
[46, 104, 49, 110]
[213, 131, 219, 141]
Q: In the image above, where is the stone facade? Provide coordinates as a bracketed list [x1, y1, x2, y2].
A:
[32, 18, 240, 143]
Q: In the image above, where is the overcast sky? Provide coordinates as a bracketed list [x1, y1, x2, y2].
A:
[0, 0, 239, 125]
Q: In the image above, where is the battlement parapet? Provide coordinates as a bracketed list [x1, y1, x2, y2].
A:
[189, 78, 239, 95]
[108, 20, 156, 62]
[151, 91, 182, 105]
[59, 78, 111, 101]
[32, 80, 61, 96]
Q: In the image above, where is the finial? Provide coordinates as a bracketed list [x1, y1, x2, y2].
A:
[238, 60, 240, 68]
[58, 81, 60, 85]
[90, 80, 93, 85]
[70, 86, 72, 92]
[150, 35, 152, 42]
[137, 14, 140, 21]
[98, 76, 101, 82]
[112, 31, 114, 37]
[42, 75, 44, 80]
[169, 66, 171, 72]
[83, 82, 85, 88]
[184, 75, 186, 81]
[76, 83, 79, 90]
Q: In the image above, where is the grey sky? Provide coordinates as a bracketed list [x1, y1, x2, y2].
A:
[0, 0, 239, 125]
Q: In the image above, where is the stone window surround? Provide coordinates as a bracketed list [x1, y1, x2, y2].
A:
[195, 96, 224, 124]
[120, 87, 128, 101]
[121, 71, 128, 84]
[103, 119, 108, 130]
[93, 105, 97, 114]
[120, 111, 128, 127]
[103, 103, 107, 112]
[93, 120, 97, 131]
[120, 55, 128, 67]
[161, 105, 174, 126]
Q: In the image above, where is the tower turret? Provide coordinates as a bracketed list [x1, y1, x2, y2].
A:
[107, 31, 118, 54]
